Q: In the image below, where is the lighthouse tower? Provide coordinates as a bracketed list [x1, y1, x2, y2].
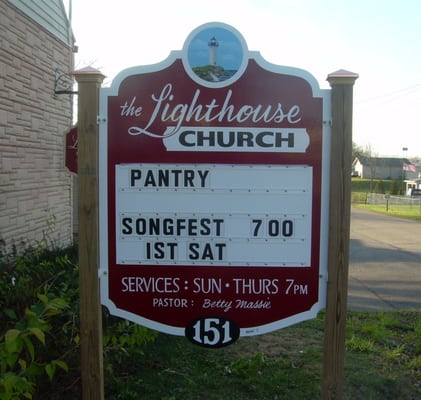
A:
[208, 36, 219, 66]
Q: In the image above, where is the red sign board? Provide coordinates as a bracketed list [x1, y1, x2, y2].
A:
[65, 126, 78, 173]
[99, 23, 330, 347]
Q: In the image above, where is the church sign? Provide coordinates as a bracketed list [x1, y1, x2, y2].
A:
[99, 22, 330, 347]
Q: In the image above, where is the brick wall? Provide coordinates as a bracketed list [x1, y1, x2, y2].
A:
[0, 0, 75, 252]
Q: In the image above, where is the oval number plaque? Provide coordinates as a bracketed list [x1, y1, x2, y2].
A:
[185, 317, 240, 348]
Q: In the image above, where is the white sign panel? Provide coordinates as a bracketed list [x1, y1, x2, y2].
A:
[116, 164, 312, 266]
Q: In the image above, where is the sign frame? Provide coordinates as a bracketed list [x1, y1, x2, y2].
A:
[99, 22, 331, 342]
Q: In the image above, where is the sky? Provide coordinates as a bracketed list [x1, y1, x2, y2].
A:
[67, 0, 421, 159]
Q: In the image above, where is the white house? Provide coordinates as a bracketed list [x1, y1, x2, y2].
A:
[404, 162, 421, 195]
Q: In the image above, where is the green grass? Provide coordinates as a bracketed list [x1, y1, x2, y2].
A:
[104, 311, 421, 400]
[355, 203, 421, 220]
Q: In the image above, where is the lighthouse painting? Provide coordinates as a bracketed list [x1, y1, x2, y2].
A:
[184, 23, 246, 86]
[208, 36, 219, 66]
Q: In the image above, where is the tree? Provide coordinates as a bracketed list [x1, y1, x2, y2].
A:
[352, 141, 365, 160]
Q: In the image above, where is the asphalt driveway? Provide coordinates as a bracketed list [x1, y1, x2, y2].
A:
[348, 207, 421, 311]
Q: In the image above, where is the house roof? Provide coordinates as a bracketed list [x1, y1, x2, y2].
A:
[7, 0, 74, 46]
[353, 156, 411, 167]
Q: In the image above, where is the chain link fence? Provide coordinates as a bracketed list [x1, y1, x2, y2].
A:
[352, 192, 421, 215]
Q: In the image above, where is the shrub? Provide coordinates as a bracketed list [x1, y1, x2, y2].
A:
[0, 246, 79, 399]
[0, 245, 157, 399]
[389, 179, 401, 195]
[374, 179, 385, 194]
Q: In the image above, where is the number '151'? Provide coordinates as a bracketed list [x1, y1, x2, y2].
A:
[185, 317, 240, 348]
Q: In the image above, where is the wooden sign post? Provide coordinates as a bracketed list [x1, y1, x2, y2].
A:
[73, 67, 105, 400]
[322, 70, 358, 400]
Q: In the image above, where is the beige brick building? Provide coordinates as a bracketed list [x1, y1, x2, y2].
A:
[0, 0, 76, 253]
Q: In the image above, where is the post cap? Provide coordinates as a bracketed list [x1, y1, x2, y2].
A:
[73, 66, 106, 83]
[327, 69, 359, 86]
